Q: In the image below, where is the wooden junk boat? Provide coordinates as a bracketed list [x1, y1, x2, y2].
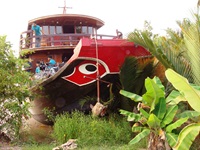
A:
[19, 5, 151, 124]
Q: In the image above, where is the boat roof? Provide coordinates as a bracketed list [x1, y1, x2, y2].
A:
[27, 14, 105, 30]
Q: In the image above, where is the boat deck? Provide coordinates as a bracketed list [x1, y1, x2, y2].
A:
[19, 31, 118, 50]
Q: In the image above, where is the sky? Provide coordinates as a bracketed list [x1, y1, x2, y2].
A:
[0, 0, 198, 54]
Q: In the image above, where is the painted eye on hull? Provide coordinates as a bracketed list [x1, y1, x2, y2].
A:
[63, 59, 109, 86]
[79, 63, 97, 75]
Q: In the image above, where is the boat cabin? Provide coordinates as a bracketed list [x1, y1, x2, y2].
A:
[19, 14, 118, 73]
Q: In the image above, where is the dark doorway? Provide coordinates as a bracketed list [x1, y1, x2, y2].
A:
[62, 52, 73, 63]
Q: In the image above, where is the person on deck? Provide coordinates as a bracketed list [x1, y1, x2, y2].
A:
[47, 55, 56, 68]
[35, 61, 41, 74]
[32, 22, 43, 47]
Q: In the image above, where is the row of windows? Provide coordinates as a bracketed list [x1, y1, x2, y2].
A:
[42, 26, 94, 35]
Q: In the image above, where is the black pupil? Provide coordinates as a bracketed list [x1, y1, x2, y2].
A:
[86, 65, 96, 72]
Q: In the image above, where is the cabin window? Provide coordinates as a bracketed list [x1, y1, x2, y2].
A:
[50, 26, 55, 34]
[42, 26, 49, 35]
[56, 26, 62, 34]
[63, 25, 74, 33]
[75, 26, 82, 33]
[82, 26, 87, 34]
[88, 27, 93, 34]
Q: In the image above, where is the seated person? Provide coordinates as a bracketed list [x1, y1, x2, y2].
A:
[39, 60, 46, 71]
[47, 55, 56, 68]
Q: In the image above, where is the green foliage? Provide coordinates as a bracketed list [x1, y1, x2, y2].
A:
[127, 20, 193, 84]
[42, 107, 56, 123]
[173, 123, 200, 150]
[52, 111, 132, 147]
[21, 144, 55, 150]
[119, 76, 198, 149]
[119, 56, 157, 111]
[120, 69, 200, 149]
[0, 35, 33, 140]
[165, 68, 200, 149]
[177, 13, 200, 85]
[166, 69, 200, 112]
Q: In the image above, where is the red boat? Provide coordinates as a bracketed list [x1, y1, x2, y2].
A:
[19, 3, 151, 124]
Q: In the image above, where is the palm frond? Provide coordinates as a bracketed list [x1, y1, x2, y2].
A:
[127, 21, 193, 83]
[177, 13, 200, 85]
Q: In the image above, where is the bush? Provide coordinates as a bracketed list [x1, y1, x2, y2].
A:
[0, 35, 33, 140]
[52, 111, 132, 147]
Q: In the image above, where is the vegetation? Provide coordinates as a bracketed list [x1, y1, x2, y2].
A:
[120, 70, 200, 150]
[52, 111, 133, 148]
[1, 2, 200, 150]
[118, 4, 200, 150]
[126, 16, 199, 85]
[19, 111, 146, 150]
[0, 35, 33, 140]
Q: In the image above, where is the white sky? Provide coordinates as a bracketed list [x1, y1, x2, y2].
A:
[0, 0, 198, 54]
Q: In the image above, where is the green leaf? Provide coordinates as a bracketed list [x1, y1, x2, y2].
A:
[176, 111, 200, 120]
[173, 123, 200, 150]
[147, 114, 161, 129]
[119, 109, 141, 122]
[132, 125, 147, 133]
[166, 117, 188, 133]
[161, 105, 178, 128]
[166, 90, 186, 104]
[153, 97, 166, 120]
[166, 132, 178, 147]
[119, 90, 143, 102]
[142, 77, 165, 112]
[152, 76, 165, 91]
[129, 129, 150, 145]
[165, 69, 200, 112]
[139, 108, 150, 118]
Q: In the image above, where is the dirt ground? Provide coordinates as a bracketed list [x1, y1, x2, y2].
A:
[0, 143, 22, 150]
[0, 117, 52, 150]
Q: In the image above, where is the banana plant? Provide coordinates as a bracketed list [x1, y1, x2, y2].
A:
[120, 74, 200, 150]
[165, 68, 200, 150]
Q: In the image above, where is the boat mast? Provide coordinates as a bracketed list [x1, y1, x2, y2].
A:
[58, 0, 72, 14]
[94, 32, 100, 103]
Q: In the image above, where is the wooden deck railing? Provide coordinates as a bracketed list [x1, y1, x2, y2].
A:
[19, 30, 118, 50]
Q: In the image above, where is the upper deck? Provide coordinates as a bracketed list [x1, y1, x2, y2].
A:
[19, 14, 120, 51]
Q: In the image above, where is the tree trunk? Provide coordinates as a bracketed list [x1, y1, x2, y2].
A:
[147, 132, 171, 150]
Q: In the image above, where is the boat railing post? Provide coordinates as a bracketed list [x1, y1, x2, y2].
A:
[69, 35, 72, 46]
[30, 32, 34, 48]
[51, 35, 54, 46]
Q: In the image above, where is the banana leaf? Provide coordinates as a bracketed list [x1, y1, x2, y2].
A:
[119, 109, 141, 122]
[166, 117, 188, 133]
[142, 77, 165, 112]
[147, 114, 161, 129]
[166, 132, 178, 147]
[119, 90, 143, 102]
[165, 69, 200, 112]
[173, 123, 200, 150]
[166, 90, 187, 104]
[176, 110, 200, 122]
[152, 76, 165, 91]
[129, 129, 150, 145]
[132, 126, 147, 133]
[152, 97, 166, 120]
[176, 110, 200, 119]
[139, 108, 150, 118]
[161, 105, 178, 128]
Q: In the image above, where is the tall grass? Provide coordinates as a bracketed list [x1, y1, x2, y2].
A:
[51, 111, 133, 148]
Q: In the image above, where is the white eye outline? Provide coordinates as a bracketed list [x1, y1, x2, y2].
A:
[79, 63, 97, 75]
